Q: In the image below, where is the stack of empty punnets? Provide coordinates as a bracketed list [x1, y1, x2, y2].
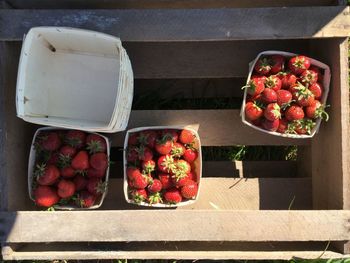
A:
[16, 27, 133, 133]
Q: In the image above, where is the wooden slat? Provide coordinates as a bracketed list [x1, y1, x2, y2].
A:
[111, 110, 310, 146]
[0, 7, 349, 41]
[1, 210, 350, 242]
[101, 177, 311, 210]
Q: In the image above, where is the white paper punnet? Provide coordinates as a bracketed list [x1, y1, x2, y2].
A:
[240, 50, 331, 139]
[16, 27, 133, 133]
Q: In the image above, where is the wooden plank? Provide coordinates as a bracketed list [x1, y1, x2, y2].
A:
[111, 110, 310, 146]
[4, 0, 339, 9]
[1, 210, 350, 243]
[0, 7, 349, 41]
[101, 177, 311, 210]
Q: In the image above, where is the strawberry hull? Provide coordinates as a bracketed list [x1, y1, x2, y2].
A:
[28, 127, 111, 210]
[123, 126, 202, 207]
[241, 50, 331, 139]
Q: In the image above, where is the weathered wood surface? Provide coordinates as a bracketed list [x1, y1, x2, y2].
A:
[0, 7, 349, 41]
[1, 210, 349, 242]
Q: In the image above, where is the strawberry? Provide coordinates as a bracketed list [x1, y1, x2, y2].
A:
[148, 179, 162, 193]
[262, 119, 280, 132]
[155, 135, 173, 155]
[127, 167, 142, 180]
[305, 100, 329, 121]
[288, 55, 311, 75]
[34, 185, 60, 207]
[73, 174, 88, 191]
[276, 89, 292, 108]
[148, 192, 163, 204]
[171, 142, 186, 158]
[35, 164, 60, 186]
[130, 189, 147, 203]
[300, 69, 318, 85]
[137, 146, 153, 162]
[183, 148, 198, 163]
[180, 180, 198, 199]
[158, 173, 173, 190]
[87, 177, 105, 196]
[187, 171, 197, 181]
[254, 57, 272, 75]
[291, 119, 316, 135]
[270, 55, 285, 74]
[285, 105, 305, 121]
[138, 130, 157, 148]
[309, 82, 323, 100]
[142, 160, 156, 174]
[279, 72, 297, 89]
[71, 151, 89, 170]
[65, 130, 86, 149]
[244, 78, 265, 96]
[158, 155, 176, 173]
[172, 159, 191, 182]
[161, 129, 179, 142]
[90, 152, 108, 171]
[277, 118, 289, 134]
[261, 88, 277, 104]
[130, 173, 149, 189]
[61, 166, 75, 178]
[86, 134, 107, 154]
[47, 152, 59, 165]
[87, 167, 106, 178]
[59, 145, 77, 158]
[290, 82, 315, 107]
[246, 93, 263, 104]
[172, 173, 192, 188]
[127, 146, 139, 163]
[164, 188, 182, 204]
[264, 103, 281, 121]
[264, 75, 282, 91]
[128, 133, 139, 146]
[310, 66, 323, 82]
[39, 132, 62, 152]
[78, 190, 96, 208]
[245, 101, 263, 121]
[179, 129, 196, 144]
[57, 179, 76, 199]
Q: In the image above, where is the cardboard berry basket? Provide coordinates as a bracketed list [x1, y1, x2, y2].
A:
[240, 50, 331, 138]
[123, 126, 202, 207]
[28, 127, 111, 210]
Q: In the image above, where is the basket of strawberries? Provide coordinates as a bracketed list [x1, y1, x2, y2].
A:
[241, 51, 331, 138]
[124, 126, 202, 207]
[28, 127, 110, 210]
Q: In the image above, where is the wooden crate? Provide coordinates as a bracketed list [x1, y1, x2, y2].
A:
[0, 1, 350, 260]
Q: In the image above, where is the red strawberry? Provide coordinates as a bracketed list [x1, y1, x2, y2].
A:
[137, 146, 153, 162]
[310, 66, 323, 82]
[171, 142, 186, 158]
[161, 129, 179, 142]
[86, 134, 107, 154]
[78, 190, 96, 208]
[292, 119, 316, 135]
[180, 180, 198, 199]
[87, 167, 106, 178]
[130, 189, 147, 203]
[261, 88, 277, 104]
[73, 174, 88, 191]
[175, 159, 191, 175]
[300, 69, 318, 85]
[35, 164, 60, 186]
[279, 73, 297, 89]
[155, 136, 173, 155]
[148, 179, 162, 193]
[59, 145, 76, 158]
[142, 160, 156, 174]
[254, 57, 272, 75]
[276, 89, 292, 108]
[39, 132, 62, 152]
[127, 167, 142, 180]
[148, 192, 163, 204]
[90, 152, 108, 171]
[290, 82, 315, 107]
[277, 118, 289, 133]
[65, 130, 86, 149]
[127, 146, 139, 163]
[187, 171, 197, 182]
[47, 152, 59, 165]
[71, 151, 89, 170]
[57, 179, 76, 199]
[158, 155, 176, 173]
[262, 119, 279, 132]
[309, 82, 323, 100]
[61, 166, 75, 178]
[138, 130, 157, 148]
[285, 105, 305, 121]
[172, 172, 192, 188]
[245, 101, 263, 121]
[244, 78, 265, 96]
[270, 55, 285, 74]
[34, 185, 59, 207]
[179, 129, 196, 144]
[164, 188, 182, 204]
[128, 133, 139, 146]
[305, 100, 329, 121]
[183, 148, 198, 163]
[288, 55, 311, 75]
[158, 173, 173, 190]
[264, 75, 282, 91]
[131, 173, 149, 189]
[87, 177, 105, 195]
[246, 93, 263, 104]
[264, 103, 281, 121]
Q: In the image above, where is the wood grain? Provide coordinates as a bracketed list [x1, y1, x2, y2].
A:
[0, 7, 349, 41]
[1, 210, 349, 243]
